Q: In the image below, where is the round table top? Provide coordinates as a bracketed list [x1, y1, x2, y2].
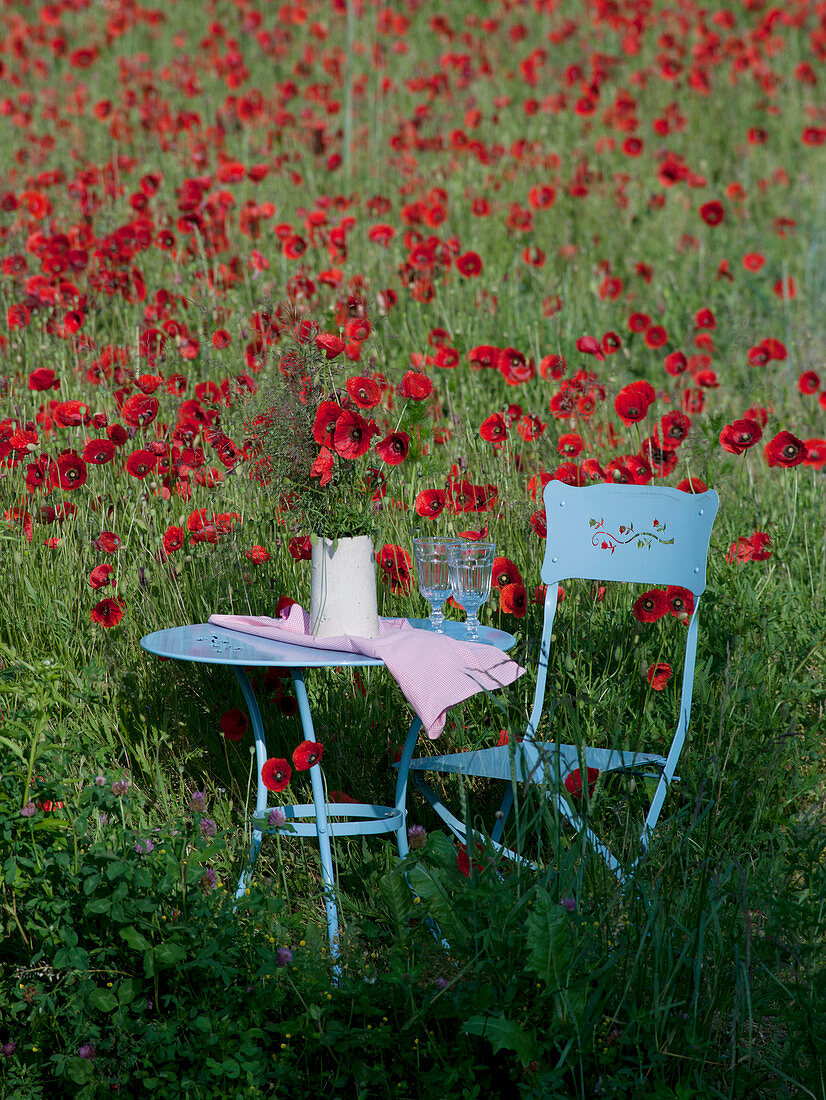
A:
[140, 619, 517, 668]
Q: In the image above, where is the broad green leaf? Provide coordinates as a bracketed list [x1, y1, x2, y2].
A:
[407, 863, 467, 947]
[87, 987, 118, 1012]
[119, 925, 151, 953]
[154, 942, 187, 967]
[84, 897, 112, 916]
[525, 888, 573, 986]
[378, 869, 414, 940]
[0, 736, 25, 760]
[463, 1012, 538, 1066]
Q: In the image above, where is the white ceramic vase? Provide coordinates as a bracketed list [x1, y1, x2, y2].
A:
[309, 534, 380, 639]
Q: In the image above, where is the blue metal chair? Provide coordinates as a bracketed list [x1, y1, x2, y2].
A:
[404, 481, 719, 880]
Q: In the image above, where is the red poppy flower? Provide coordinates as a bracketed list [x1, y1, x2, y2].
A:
[415, 488, 447, 517]
[719, 419, 763, 455]
[479, 413, 508, 443]
[220, 709, 248, 742]
[261, 758, 292, 792]
[467, 345, 501, 370]
[315, 333, 346, 360]
[564, 767, 600, 798]
[121, 394, 159, 428]
[663, 351, 688, 376]
[376, 544, 413, 595]
[376, 431, 410, 465]
[798, 371, 820, 395]
[399, 370, 433, 400]
[498, 348, 534, 385]
[94, 531, 121, 553]
[614, 380, 655, 426]
[162, 526, 185, 554]
[517, 415, 546, 441]
[492, 557, 521, 590]
[456, 251, 482, 277]
[644, 325, 668, 349]
[677, 477, 708, 493]
[633, 589, 669, 623]
[346, 376, 383, 409]
[288, 536, 313, 561]
[666, 585, 694, 621]
[333, 409, 378, 459]
[53, 401, 89, 428]
[56, 451, 87, 491]
[312, 401, 344, 447]
[28, 368, 60, 391]
[246, 545, 270, 564]
[655, 412, 692, 451]
[803, 439, 826, 469]
[575, 335, 605, 361]
[539, 354, 567, 380]
[699, 200, 724, 226]
[742, 252, 765, 272]
[773, 277, 796, 300]
[91, 597, 125, 628]
[647, 663, 672, 691]
[726, 531, 772, 563]
[125, 449, 157, 479]
[292, 740, 324, 771]
[89, 564, 115, 589]
[763, 431, 807, 468]
[499, 581, 527, 618]
[529, 510, 547, 538]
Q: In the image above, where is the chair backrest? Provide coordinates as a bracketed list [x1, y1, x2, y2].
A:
[526, 481, 719, 751]
[540, 481, 719, 594]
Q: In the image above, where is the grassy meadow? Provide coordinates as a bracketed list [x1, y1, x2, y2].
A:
[1, 0, 825, 1095]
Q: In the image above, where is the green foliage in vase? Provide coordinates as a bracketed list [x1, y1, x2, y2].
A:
[238, 300, 431, 540]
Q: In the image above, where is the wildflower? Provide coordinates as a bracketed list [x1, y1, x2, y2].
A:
[220, 709, 248, 742]
[91, 597, 125, 628]
[633, 589, 669, 623]
[200, 866, 217, 893]
[94, 775, 106, 787]
[20, 802, 36, 818]
[763, 431, 808, 468]
[275, 947, 293, 966]
[407, 825, 427, 850]
[559, 897, 576, 912]
[647, 663, 672, 691]
[726, 531, 772, 563]
[1, 1041, 16, 1057]
[78, 1044, 95, 1060]
[189, 791, 207, 812]
[564, 767, 600, 797]
[267, 807, 287, 828]
[200, 818, 217, 839]
[261, 758, 291, 793]
[111, 777, 131, 797]
[292, 741, 324, 771]
[666, 586, 694, 621]
[135, 838, 154, 855]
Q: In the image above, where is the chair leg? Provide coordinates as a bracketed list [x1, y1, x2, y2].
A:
[490, 783, 515, 844]
[234, 826, 263, 903]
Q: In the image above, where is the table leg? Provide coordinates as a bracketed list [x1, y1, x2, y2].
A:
[393, 715, 422, 858]
[232, 668, 267, 901]
[291, 669, 341, 964]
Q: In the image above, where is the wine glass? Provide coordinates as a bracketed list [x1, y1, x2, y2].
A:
[447, 542, 496, 642]
[412, 537, 458, 633]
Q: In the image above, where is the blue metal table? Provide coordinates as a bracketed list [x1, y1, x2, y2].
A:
[140, 619, 515, 962]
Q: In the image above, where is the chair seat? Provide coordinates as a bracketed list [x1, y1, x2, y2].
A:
[404, 742, 668, 785]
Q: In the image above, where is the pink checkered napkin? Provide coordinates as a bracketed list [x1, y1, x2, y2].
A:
[208, 604, 525, 739]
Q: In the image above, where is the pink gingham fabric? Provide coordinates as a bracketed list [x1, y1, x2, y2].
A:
[208, 605, 525, 739]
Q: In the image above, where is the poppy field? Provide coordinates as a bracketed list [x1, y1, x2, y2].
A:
[1, 0, 826, 1095]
